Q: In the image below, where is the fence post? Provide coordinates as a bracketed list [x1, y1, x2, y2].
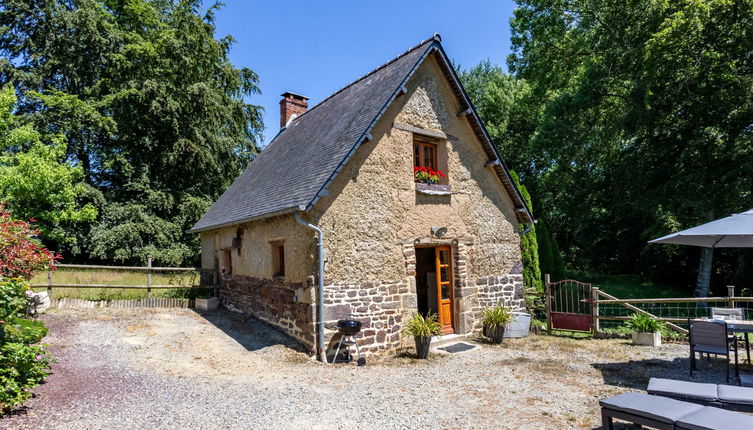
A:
[592, 287, 600, 334]
[147, 256, 153, 299]
[544, 274, 552, 334]
[728, 285, 735, 308]
[47, 269, 53, 302]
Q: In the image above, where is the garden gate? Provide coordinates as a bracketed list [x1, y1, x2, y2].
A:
[545, 275, 593, 332]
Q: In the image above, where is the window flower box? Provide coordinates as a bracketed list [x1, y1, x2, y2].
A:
[416, 182, 452, 195]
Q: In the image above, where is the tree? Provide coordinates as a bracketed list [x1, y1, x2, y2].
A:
[0, 86, 97, 246]
[510, 171, 542, 291]
[0, 0, 264, 265]
[458, 61, 539, 180]
[507, 0, 753, 294]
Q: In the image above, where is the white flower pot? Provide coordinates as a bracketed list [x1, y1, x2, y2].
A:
[195, 297, 219, 311]
[632, 331, 661, 347]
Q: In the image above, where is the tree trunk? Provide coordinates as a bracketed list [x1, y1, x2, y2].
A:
[694, 247, 714, 297]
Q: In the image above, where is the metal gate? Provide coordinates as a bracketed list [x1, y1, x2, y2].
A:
[546, 277, 593, 332]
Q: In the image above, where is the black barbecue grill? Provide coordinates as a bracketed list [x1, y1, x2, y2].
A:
[332, 319, 366, 366]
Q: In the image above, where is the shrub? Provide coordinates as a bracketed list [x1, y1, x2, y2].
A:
[626, 313, 666, 333]
[0, 278, 28, 322]
[4, 319, 47, 344]
[482, 304, 514, 328]
[0, 342, 52, 413]
[0, 204, 59, 280]
[402, 313, 441, 337]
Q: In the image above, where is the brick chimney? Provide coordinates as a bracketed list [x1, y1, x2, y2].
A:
[279, 92, 309, 128]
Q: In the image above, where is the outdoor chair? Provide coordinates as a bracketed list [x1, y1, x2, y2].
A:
[710, 307, 750, 364]
[688, 319, 738, 382]
[647, 377, 753, 412]
[600, 392, 753, 430]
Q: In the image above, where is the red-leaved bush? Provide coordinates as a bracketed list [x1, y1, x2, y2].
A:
[0, 204, 59, 280]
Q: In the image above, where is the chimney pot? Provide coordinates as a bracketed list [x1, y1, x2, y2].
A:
[280, 92, 309, 128]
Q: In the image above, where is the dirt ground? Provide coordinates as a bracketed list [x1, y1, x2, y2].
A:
[1, 308, 746, 429]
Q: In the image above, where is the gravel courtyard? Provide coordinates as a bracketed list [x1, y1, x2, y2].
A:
[0, 308, 741, 430]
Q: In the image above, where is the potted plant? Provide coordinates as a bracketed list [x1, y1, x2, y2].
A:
[413, 166, 446, 184]
[626, 313, 665, 347]
[195, 294, 219, 311]
[482, 304, 514, 344]
[402, 313, 441, 359]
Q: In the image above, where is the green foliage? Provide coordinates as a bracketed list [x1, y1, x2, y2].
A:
[536, 221, 566, 281]
[4, 319, 47, 345]
[0, 86, 97, 245]
[0, 0, 264, 265]
[0, 342, 52, 413]
[481, 304, 514, 328]
[0, 279, 27, 322]
[502, 0, 753, 292]
[510, 170, 542, 290]
[626, 313, 666, 333]
[402, 313, 441, 338]
[457, 61, 538, 176]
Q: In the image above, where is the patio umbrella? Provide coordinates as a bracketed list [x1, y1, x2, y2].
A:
[649, 209, 753, 248]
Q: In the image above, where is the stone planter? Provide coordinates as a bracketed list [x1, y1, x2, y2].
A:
[195, 297, 219, 312]
[415, 183, 452, 196]
[632, 331, 662, 347]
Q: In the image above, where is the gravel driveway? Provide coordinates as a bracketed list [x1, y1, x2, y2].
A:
[0, 308, 742, 429]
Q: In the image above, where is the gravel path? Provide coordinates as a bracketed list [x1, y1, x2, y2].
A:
[0, 308, 744, 429]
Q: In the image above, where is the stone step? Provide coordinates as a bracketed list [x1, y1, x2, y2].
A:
[430, 333, 470, 349]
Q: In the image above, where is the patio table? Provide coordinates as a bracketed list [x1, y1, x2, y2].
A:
[726, 320, 752, 365]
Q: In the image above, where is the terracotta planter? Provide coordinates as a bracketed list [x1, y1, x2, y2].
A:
[632, 331, 662, 347]
[483, 324, 506, 344]
[196, 297, 219, 311]
[414, 336, 432, 359]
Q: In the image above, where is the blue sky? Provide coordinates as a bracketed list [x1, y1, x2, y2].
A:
[214, 1, 517, 146]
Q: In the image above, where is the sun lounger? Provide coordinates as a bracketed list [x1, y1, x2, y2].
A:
[648, 377, 753, 412]
[600, 392, 753, 429]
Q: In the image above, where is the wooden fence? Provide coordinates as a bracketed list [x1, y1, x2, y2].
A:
[30, 259, 218, 310]
[543, 275, 753, 335]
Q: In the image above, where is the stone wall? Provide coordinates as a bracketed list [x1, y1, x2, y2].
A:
[218, 275, 316, 352]
[322, 279, 413, 355]
[472, 274, 525, 330]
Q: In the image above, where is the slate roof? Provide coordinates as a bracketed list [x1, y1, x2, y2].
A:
[190, 34, 533, 233]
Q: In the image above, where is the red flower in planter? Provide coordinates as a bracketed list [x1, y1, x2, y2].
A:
[413, 167, 446, 184]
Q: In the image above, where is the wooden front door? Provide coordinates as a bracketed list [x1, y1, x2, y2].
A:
[434, 245, 454, 334]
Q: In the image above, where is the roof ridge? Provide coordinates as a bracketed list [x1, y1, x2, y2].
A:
[289, 34, 440, 123]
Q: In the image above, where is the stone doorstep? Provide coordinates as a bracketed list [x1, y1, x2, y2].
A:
[430, 333, 470, 349]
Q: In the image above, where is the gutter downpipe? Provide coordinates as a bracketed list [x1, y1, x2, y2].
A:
[519, 220, 536, 236]
[294, 208, 327, 363]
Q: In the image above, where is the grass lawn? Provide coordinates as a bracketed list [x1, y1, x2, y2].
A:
[29, 268, 207, 300]
[567, 271, 691, 299]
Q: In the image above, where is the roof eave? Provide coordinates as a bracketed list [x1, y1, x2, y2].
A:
[187, 206, 299, 234]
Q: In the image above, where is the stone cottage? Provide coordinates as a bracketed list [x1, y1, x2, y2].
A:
[190, 34, 534, 361]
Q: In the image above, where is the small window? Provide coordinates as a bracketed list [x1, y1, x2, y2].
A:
[413, 135, 447, 184]
[222, 249, 233, 275]
[413, 137, 437, 171]
[271, 240, 285, 278]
